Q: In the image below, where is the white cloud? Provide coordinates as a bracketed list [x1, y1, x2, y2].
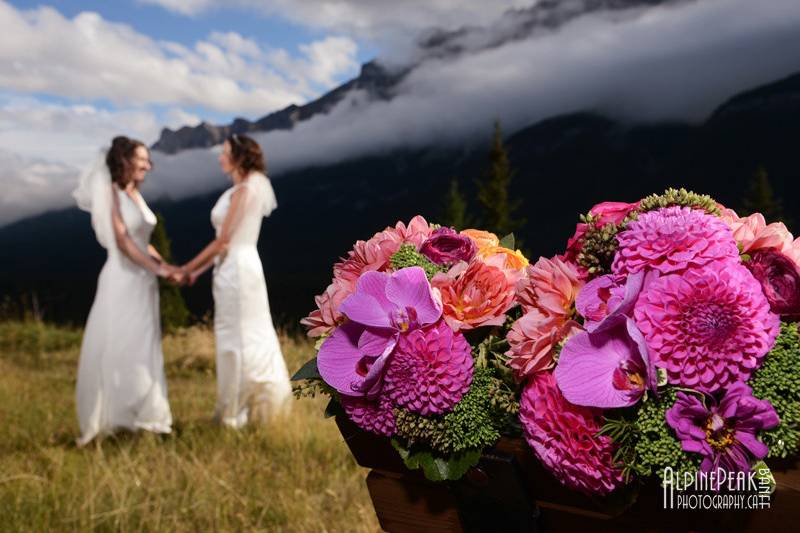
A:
[164, 108, 202, 130]
[143, 0, 800, 193]
[0, 149, 78, 225]
[5, 0, 800, 228]
[0, 95, 161, 167]
[141, 0, 534, 51]
[0, 1, 360, 114]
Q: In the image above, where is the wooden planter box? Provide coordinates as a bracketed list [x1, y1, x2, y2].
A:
[336, 415, 800, 532]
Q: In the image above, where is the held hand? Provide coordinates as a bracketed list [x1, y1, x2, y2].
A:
[168, 268, 188, 286]
[188, 269, 201, 287]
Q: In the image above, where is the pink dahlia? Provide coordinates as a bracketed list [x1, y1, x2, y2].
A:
[506, 257, 584, 378]
[341, 394, 396, 437]
[506, 312, 580, 377]
[384, 320, 473, 416]
[634, 262, 780, 392]
[299, 278, 350, 337]
[516, 256, 584, 316]
[519, 372, 624, 496]
[431, 255, 517, 331]
[612, 206, 739, 277]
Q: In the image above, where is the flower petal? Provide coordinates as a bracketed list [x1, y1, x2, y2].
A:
[385, 266, 442, 325]
[358, 328, 396, 357]
[555, 325, 642, 408]
[339, 271, 394, 328]
[317, 322, 369, 396]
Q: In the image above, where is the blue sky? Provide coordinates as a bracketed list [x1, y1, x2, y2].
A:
[7, 0, 376, 125]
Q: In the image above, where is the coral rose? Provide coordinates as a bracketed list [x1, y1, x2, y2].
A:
[431, 255, 517, 331]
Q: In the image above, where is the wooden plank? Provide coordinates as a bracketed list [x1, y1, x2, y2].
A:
[366, 471, 463, 533]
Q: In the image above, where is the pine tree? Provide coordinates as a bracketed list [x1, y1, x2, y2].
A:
[476, 121, 526, 237]
[440, 176, 473, 230]
[151, 213, 190, 333]
[741, 166, 790, 225]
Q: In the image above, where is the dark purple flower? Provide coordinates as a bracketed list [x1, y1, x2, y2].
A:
[746, 249, 800, 315]
[665, 382, 779, 473]
[419, 227, 477, 265]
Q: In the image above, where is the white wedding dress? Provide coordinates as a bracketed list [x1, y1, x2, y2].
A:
[74, 155, 172, 445]
[211, 172, 292, 428]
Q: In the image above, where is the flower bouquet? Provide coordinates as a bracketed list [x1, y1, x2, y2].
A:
[510, 188, 800, 500]
[294, 216, 528, 481]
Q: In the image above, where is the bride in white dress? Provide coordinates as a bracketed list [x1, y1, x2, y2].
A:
[73, 136, 176, 445]
[182, 134, 291, 428]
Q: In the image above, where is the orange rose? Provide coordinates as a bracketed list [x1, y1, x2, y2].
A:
[481, 245, 529, 270]
[460, 229, 499, 253]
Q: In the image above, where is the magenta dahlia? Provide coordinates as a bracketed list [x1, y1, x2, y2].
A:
[383, 320, 473, 416]
[634, 262, 780, 392]
[519, 372, 624, 496]
[341, 393, 396, 437]
[612, 206, 739, 277]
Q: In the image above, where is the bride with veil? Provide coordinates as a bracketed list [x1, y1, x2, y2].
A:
[72, 136, 176, 445]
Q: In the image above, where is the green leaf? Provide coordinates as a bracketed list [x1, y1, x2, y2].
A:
[291, 357, 320, 381]
[499, 232, 515, 250]
[324, 397, 341, 419]
[390, 439, 481, 481]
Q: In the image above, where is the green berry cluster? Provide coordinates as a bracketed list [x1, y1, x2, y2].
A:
[393, 367, 506, 454]
[637, 187, 721, 216]
[749, 322, 800, 459]
[632, 390, 699, 480]
[577, 217, 624, 275]
[390, 244, 448, 279]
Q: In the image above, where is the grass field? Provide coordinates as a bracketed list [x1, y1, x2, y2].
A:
[0, 321, 380, 532]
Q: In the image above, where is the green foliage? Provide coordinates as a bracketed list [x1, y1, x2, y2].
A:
[476, 121, 526, 237]
[390, 244, 448, 279]
[637, 187, 721, 216]
[440, 176, 473, 230]
[741, 167, 791, 226]
[393, 367, 507, 455]
[633, 389, 699, 480]
[290, 356, 321, 381]
[749, 322, 800, 459]
[391, 439, 482, 481]
[151, 213, 190, 333]
[599, 389, 699, 483]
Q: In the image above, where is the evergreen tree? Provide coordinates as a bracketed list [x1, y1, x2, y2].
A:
[151, 213, 190, 333]
[741, 166, 790, 226]
[440, 176, 473, 230]
[476, 121, 526, 237]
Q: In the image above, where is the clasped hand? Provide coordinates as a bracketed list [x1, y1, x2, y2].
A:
[157, 264, 198, 286]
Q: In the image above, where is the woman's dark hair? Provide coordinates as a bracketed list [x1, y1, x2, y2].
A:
[106, 135, 147, 186]
[227, 134, 266, 175]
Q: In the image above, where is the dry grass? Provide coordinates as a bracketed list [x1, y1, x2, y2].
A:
[0, 321, 380, 532]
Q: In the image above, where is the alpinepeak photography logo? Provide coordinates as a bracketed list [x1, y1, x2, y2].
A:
[662, 466, 775, 511]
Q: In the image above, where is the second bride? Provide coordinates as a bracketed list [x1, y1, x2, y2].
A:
[181, 134, 292, 428]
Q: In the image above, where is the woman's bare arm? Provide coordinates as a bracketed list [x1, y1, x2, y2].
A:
[111, 186, 169, 276]
[147, 244, 164, 263]
[182, 185, 248, 273]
